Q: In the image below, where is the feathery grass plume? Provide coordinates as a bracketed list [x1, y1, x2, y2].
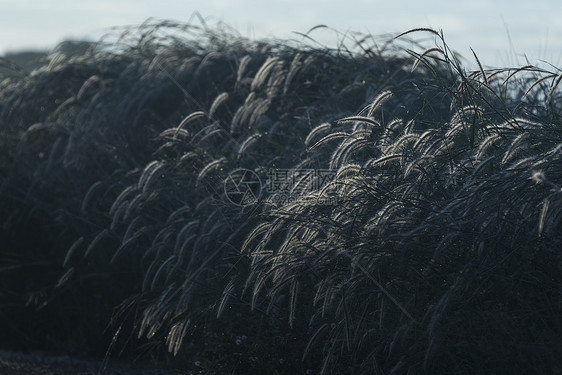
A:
[137, 160, 166, 192]
[403, 154, 435, 179]
[237, 133, 262, 160]
[84, 228, 109, 258]
[474, 133, 502, 161]
[236, 54, 252, 85]
[328, 129, 372, 169]
[55, 267, 75, 288]
[63, 236, 84, 267]
[76, 74, 101, 101]
[251, 56, 282, 92]
[196, 157, 228, 187]
[366, 90, 393, 117]
[208, 91, 229, 119]
[308, 131, 350, 150]
[81, 180, 104, 214]
[337, 115, 382, 128]
[304, 122, 332, 146]
[283, 52, 303, 95]
[189, 121, 223, 144]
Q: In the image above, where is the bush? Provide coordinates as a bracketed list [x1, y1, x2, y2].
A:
[1, 20, 560, 374]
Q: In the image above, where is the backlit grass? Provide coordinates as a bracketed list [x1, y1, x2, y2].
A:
[1, 19, 561, 374]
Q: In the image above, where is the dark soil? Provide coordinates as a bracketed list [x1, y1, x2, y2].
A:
[0, 350, 185, 375]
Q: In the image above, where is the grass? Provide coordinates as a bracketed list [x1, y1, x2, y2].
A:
[0, 17, 561, 374]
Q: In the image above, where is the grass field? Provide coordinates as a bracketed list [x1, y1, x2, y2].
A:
[1, 19, 561, 374]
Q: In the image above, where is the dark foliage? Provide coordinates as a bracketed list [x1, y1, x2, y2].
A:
[1, 19, 561, 374]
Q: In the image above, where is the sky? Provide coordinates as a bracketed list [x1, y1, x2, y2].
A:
[1, 0, 561, 69]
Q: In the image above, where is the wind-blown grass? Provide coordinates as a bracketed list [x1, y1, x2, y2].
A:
[1, 19, 561, 374]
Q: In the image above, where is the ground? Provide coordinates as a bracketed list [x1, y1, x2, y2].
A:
[0, 350, 184, 375]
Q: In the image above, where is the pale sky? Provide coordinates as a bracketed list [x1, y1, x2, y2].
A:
[1, 0, 561, 69]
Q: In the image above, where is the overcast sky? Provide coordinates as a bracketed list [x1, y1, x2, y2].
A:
[1, 0, 561, 69]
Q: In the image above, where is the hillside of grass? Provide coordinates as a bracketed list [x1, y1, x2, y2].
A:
[1, 19, 561, 374]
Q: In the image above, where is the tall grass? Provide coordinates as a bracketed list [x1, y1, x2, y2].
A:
[1, 19, 561, 373]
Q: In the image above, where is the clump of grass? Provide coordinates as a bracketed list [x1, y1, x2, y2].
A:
[239, 29, 562, 374]
[78, 22, 451, 367]
[1, 18, 561, 374]
[0, 17, 428, 359]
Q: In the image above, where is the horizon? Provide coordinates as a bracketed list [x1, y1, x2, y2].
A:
[1, 1, 561, 69]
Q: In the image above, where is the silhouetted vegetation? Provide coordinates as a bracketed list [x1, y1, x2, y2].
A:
[1, 19, 561, 374]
